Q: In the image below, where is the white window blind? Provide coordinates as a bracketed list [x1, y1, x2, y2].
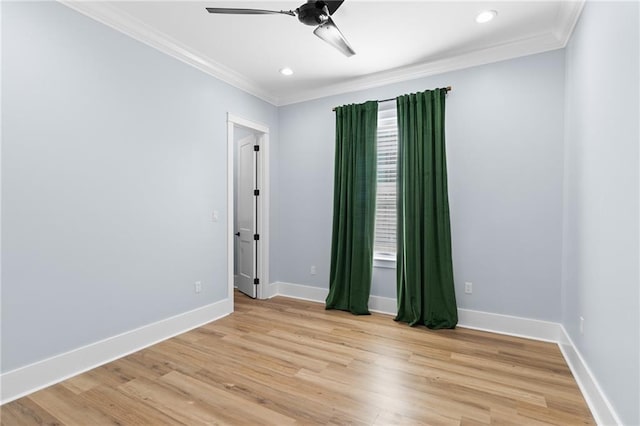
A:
[375, 101, 398, 259]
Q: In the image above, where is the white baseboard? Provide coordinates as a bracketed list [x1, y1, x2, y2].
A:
[457, 308, 562, 343]
[0, 298, 233, 405]
[270, 281, 396, 315]
[274, 281, 328, 302]
[3, 279, 620, 425]
[263, 280, 281, 299]
[270, 281, 620, 425]
[368, 295, 397, 315]
[558, 327, 621, 426]
[271, 282, 560, 341]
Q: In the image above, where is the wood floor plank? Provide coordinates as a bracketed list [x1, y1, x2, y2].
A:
[409, 352, 583, 402]
[196, 338, 380, 423]
[0, 397, 62, 426]
[59, 374, 101, 396]
[27, 385, 118, 425]
[192, 367, 344, 424]
[240, 330, 355, 366]
[376, 353, 549, 407]
[159, 371, 296, 426]
[296, 365, 483, 425]
[1, 292, 595, 425]
[78, 385, 179, 425]
[318, 362, 493, 424]
[449, 352, 576, 387]
[117, 376, 231, 426]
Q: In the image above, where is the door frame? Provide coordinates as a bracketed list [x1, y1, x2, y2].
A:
[227, 113, 270, 303]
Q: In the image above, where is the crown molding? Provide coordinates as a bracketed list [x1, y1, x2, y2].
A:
[277, 31, 565, 105]
[59, 0, 584, 108]
[554, 0, 586, 47]
[58, 1, 278, 106]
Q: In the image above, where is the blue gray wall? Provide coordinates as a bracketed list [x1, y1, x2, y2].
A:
[3, 1, 638, 422]
[276, 50, 566, 322]
[1, 1, 278, 372]
[563, 2, 639, 424]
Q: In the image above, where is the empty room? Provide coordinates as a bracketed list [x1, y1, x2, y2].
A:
[1, 1, 638, 425]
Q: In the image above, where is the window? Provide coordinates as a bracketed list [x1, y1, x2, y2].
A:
[374, 101, 398, 265]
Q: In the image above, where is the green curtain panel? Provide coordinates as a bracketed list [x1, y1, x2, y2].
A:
[395, 89, 458, 329]
[326, 101, 378, 315]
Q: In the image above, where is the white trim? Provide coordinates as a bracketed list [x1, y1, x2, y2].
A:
[373, 253, 397, 269]
[226, 114, 270, 301]
[368, 295, 396, 315]
[227, 114, 269, 135]
[275, 282, 329, 304]
[0, 298, 232, 405]
[457, 308, 562, 343]
[57, 1, 584, 107]
[277, 32, 564, 105]
[272, 282, 396, 314]
[264, 281, 280, 300]
[554, 1, 586, 47]
[58, 1, 277, 105]
[558, 326, 622, 426]
[0, 0, 3, 383]
[226, 119, 235, 302]
[373, 257, 396, 269]
[256, 131, 270, 300]
[271, 281, 561, 340]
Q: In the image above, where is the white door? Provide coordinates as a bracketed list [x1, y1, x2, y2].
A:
[236, 134, 257, 298]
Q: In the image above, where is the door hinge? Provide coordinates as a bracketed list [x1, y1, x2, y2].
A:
[254, 189, 260, 196]
[254, 145, 260, 152]
[254, 278, 260, 285]
[254, 234, 260, 241]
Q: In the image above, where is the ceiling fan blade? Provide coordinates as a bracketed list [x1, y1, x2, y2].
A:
[205, 8, 295, 17]
[313, 17, 355, 57]
[324, 1, 344, 16]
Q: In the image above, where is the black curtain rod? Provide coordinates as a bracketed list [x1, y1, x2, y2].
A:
[332, 86, 452, 112]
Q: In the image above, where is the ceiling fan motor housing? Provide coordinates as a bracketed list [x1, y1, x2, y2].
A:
[297, 1, 329, 26]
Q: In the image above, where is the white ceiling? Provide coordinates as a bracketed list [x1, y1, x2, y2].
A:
[62, 1, 584, 105]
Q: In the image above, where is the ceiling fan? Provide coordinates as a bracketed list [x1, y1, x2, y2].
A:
[205, 1, 355, 57]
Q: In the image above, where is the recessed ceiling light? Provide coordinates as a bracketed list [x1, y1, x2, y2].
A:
[279, 67, 293, 76]
[476, 10, 497, 24]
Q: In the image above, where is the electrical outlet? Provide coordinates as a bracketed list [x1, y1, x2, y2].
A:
[579, 316, 584, 335]
[464, 282, 473, 294]
[310, 265, 317, 275]
[195, 281, 202, 293]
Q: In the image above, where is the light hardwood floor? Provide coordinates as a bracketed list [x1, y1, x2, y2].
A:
[1, 293, 594, 425]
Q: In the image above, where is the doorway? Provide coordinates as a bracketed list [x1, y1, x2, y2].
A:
[227, 114, 270, 303]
